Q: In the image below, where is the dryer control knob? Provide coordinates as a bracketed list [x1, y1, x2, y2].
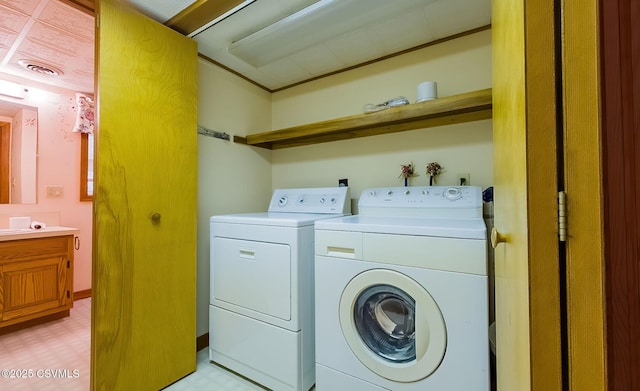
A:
[444, 187, 463, 200]
[387, 190, 393, 196]
[404, 189, 410, 195]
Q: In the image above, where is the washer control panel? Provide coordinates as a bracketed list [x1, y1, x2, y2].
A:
[268, 187, 351, 214]
[359, 186, 483, 218]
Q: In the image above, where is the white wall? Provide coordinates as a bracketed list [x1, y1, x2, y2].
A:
[196, 59, 272, 336]
[271, 30, 493, 206]
[0, 88, 93, 292]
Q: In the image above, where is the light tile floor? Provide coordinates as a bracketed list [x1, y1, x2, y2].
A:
[0, 299, 271, 391]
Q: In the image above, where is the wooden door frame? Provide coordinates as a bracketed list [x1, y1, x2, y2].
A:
[599, 0, 640, 389]
[562, 0, 607, 389]
[0, 122, 9, 203]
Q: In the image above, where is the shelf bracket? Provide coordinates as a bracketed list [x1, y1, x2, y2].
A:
[198, 126, 230, 141]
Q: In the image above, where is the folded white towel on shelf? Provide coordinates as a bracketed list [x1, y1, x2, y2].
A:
[30, 221, 46, 230]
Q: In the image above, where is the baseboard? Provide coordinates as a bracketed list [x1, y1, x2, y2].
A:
[74, 289, 92, 300]
[197, 332, 209, 351]
[0, 310, 70, 335]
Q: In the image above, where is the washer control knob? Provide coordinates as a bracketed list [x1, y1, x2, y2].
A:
[404, 189, 410, 195]
[444, 187, 463, 200]
[387, 190, 393, 196]
[330, 197, 337, 204]
[278, 196, 288, 207]
[368, 190, 376, 197]
[319, 197, 326, 204]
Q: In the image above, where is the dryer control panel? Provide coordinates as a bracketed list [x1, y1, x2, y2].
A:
[268, 187, 351, 214]
[358, 186, 482, 218]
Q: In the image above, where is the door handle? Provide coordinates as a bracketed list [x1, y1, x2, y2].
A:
[491, 227, 508, 249]
[151, 212, 161, 224]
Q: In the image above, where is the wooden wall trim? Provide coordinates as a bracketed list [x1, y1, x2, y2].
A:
[196, 333, 209, 352]
[74, 289, 92, 300]
[58, 0, 95, 15]
[600, 0, 640, 389]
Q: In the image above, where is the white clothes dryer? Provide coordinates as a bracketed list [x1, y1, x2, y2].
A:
[210, 187, 350, 391]
[314, 186, 489, 390]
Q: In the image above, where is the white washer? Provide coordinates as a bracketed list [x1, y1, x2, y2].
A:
[209, 187, 350, 391]
[314, 186, 489, 390]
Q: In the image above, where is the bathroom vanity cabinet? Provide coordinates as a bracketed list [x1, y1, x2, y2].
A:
[0, 234, 75, 331]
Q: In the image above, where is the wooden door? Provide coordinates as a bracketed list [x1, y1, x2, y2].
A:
[92, 1, 198, 390]
[0, 122, 9, 203]
[492, 0, 563, 389]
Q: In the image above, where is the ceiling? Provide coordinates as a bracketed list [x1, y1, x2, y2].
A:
[0, 0, 491, 105]
[0, 0, 94, 93]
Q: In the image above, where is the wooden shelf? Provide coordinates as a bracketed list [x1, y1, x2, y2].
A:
[235, 88, 492, 150]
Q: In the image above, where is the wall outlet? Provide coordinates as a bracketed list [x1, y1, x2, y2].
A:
[46, 185, 64, 198]
[457, 173, 470, 186]
[338, 178, 348, 187]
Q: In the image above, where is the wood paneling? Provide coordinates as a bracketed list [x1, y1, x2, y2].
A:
[92, 1, 198, 389]
[600, 0, 640, 389]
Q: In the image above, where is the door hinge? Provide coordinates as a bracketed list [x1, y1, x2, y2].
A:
[67, 260, 70, 268]
[558, 191, 567, 242]
[67, 290, 70, 299]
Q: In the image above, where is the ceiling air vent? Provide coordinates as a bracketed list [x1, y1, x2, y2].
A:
[18, 59, 63, 76]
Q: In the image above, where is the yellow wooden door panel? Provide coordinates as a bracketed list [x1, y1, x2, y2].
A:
[492, 1, 531, 386]
[492, 0, 562, 389]
[92, 1, 198, 390]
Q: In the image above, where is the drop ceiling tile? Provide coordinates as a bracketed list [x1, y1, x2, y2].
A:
[289, 44, 344, 76]
[0, 5, 30, 33]
[245, 58, 313, 89]
[0, 0, 39, 15]
[0, 29, 18, 47]
[423, 0, 491, 38]
[324, 29, 386, 66]
[38, 0, 94, 40]
[25, 21, 92, 56]
[201, 46, 257, 75]
[366, 10, 434, 55]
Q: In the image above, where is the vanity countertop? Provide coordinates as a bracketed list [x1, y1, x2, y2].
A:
[0, 226, 79, 242]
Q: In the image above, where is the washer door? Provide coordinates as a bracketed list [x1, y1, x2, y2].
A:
[339, 269, 447, 382]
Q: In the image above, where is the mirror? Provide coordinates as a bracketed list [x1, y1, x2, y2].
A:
[0, 99, 37, 204]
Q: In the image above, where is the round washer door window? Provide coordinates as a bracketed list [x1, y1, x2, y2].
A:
[339, 269, 447, 382]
